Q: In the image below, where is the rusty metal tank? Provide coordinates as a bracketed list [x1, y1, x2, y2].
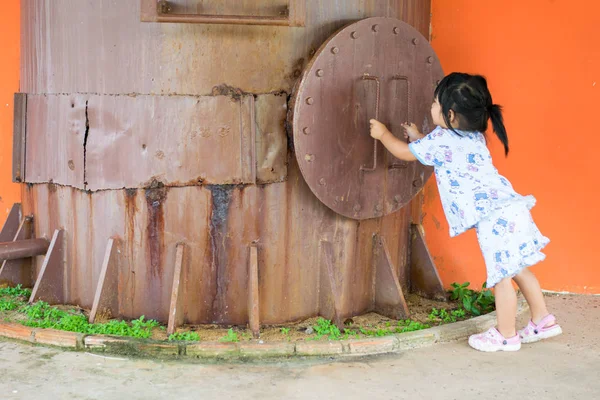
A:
[4, 0, 446, 333]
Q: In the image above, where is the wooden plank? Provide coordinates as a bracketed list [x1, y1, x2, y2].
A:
[167, 243, 186, 336]
[13, 93, 27, 183]
[0, 204, 22, 242]
[410, 224, 447, 301]
[89, 238, 121, 323]
[248, 245, 260, 338]
[0, 216, 34, 288]
[374, 236, 409, 319]
[29, 229, 65, 304]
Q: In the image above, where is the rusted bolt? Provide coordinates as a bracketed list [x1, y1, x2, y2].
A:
[375, 205, 383, 212]
[306, 97, 314, 105]
[68, 160, 75, 171]
[351, 31, 359, 39]
[427, 56, 434, 64]
[319, 178, 326, 186]
[304, 154, 314, 162]
[372, 24, 379, 32]
[303, 127, 311, 135]
[413, 178, 422, 187]
[394, 195, 401, 203]
[152, 201, 160, 207]
[412, 38, 419, 45]
[331, 46, 339, 54]
[316, 69, 324, 77]
[393, 27, 400, 34]
[353, 204, 362, 212]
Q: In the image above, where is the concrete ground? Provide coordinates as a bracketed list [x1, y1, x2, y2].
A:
[0, 294, 597, 400]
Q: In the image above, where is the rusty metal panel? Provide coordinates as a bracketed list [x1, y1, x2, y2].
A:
[25, 95, 86, 189]
[291, 17, 442, 220]
[255, 94, 288, 183]
[21, 0, 430, 95]
[85, 94, 256, 190]
[13, 93, 27, 183]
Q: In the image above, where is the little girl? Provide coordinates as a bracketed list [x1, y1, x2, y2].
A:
[369, 72, 562, 352]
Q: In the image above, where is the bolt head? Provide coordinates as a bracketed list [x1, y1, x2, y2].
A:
[304, 154, 314, 162]
[375, 205, 382, 212]
[303, 127, 311, 135]
[412, 38, 419, 45]
[319, 178, 326, 186]
[316, 69, 324, 77]
[372, 24, 379, 32]
[427, 56, 434, 64]
[351, 31, 359, 39]
[331, 47, 339, 54]
[353, 204, 362, 212]
[393, 27, 400, 34]
[306, 97, 314, 105]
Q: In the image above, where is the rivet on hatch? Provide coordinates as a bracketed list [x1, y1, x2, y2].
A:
[427, 56, 434, 64]
[316, 69, 324, 77]
[412, 38, 419, 45]
[306, 97, 314, 105]
[331, 46, 339, 54]
[319, 178, 326, 186]
[303, 127, 311, 135]
[351, 31, 359, 39]
[305, 154, 314, 162]
[375, 204, 383, 212]
[353, 204, 362, 212]
[372, 24, 379, 32]
[394, 195, 401, 203]
[393, 27, 400, 34]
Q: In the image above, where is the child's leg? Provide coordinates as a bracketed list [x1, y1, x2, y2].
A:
[513, 268, 551, 326]
[494, 277, 518, 338]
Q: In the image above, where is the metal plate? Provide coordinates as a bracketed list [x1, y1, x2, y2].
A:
[292, 17, 443, 220]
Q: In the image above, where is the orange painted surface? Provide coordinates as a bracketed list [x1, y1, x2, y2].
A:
[428, 0, 599, 293]
[0, 1, 21, 227]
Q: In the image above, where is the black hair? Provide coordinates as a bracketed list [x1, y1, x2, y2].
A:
[434, 73, 509, 155]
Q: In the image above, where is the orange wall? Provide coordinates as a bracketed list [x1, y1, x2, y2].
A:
[0, 1, 21, 227]
[428, 0, 599, 294]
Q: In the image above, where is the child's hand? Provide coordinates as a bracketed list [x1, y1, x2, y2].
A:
[401, 122, 423, 142]
[370, 119, 389, 140]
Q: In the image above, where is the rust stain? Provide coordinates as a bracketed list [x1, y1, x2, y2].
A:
[207, 185, 234, 323]
[145, 182, 167, 278]
[211, 84, 247, 100]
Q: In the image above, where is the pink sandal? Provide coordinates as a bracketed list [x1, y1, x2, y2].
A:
[519, 314, 562, 344]
[468, 327, 521, 352]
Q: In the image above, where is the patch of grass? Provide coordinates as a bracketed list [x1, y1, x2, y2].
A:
[220, 328, 239, 343]
[168, 331, 200, 342]
[280, 327, 290, 335]
[0, 284, 32, 298]
[313, 318, 342, 340]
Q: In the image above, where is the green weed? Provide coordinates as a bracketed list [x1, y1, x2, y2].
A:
[168, 331, 200, 342]
[220, 328, 239, 343]
[450, 282, 495, 316]
[313, 318, 342, 340]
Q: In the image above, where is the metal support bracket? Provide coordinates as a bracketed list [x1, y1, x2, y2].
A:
[0, 214, 35, 287]
[319, 240, 344, 328]
[373, 236, 410, 319]
[410, 224, 447, 301]
[167, 243, 186, 336]
[248, 245, 260, 338]
[89, 237, 122, 324]
[29, 229, 66, 304]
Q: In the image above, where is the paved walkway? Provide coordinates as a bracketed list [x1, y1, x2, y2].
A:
[0, 295, 598, 400]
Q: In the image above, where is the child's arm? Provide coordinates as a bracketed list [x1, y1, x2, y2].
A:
[369, 119, 418, 162]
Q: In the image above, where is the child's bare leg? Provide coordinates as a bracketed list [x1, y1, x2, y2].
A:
[494, 277, 518, 338]
[513, 268, 550, 325]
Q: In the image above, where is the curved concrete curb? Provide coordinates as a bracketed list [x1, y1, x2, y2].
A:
[0, 298, 528, 360]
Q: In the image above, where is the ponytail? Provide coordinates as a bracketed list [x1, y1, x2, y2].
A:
[488, 104, 509, 156]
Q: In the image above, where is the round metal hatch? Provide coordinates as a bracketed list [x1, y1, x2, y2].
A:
[291, 17, 443, 220]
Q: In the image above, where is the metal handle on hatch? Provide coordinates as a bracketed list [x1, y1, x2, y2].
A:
[361, 75, 380, 173]
[389, 75, 412, 170]
[141, 0, 306, 27]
